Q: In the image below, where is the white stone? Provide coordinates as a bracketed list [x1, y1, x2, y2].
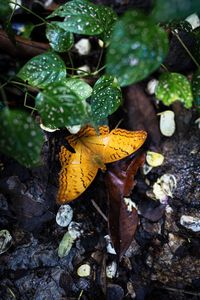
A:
[146, 79, 158, 95]
[56, 205, 73, 227]
[180, 215, 200, 232]
[186, 13, 200, 29]
[106, 261, 117, 278]
[75, 38, 91, 55]
[159, 110, 176, 137]
[66, 125, 81, 134]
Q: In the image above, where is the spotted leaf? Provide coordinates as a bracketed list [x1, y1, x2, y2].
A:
[151, 0, 200, 23]
[36, 81, 90, 128]
[156, 72, 193, 108]
[106, 10, 169, 87]
[192, 69, 200, 108]
[0, 108, 44, 167]
[47, 0, 117, 42]
[64, 78, 92, 101]
[90, 75, 122, 123]
[17, 52, 66, 88]
[46, 22, 74, 52]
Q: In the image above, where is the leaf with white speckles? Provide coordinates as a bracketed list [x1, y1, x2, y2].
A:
[90, 75, 122, 123]
[192, 69, 200, 109]
[151, 0, 200, 23]
[106, 10, 168, 87]
[17, 52, 67, 88]
[0, 0, 12, 21]
[47, 0, 117, 42]
[0, 109, 44, 167]
[47, 0, 102, 35]
[155, 72, 193, 108]
[36, 81, 90, 127]
[64, 78, 92, 101]
[46, 22, 74, 52]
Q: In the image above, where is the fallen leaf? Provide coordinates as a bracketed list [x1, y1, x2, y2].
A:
[106, 153, 145, 258]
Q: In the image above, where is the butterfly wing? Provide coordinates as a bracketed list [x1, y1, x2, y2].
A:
[82, 127, 147, 164]
[57, 141, 98, 204]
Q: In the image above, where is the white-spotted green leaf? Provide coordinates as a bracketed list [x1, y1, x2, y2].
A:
[155, 72, 193, 108]
[64, 78, 92, 100]
[46, 22, 74, 52]
[106, 10, 169, 87]
[47, 0, 103, 35]
[151, 0, 200, 23]
[17, 52, 66, 88]
[0, 108, 44, 167]
[90, 75, 122, 122]
[0, 0, 12, 21]
[36, 81, 89, 127]
[192, 69, 200, 108]
[47, 0, 117, 42]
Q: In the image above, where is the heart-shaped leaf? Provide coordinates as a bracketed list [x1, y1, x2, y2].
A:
[151, 0, 200, 23]
[192, 69, 200, 108]
[46, 22, 74, 52]
[90, 75, 122, 123]
[106, 10, 169, 87]
[155, 72, 193, 108]
[17, 52, 66, 88]
[64, 78, 92, 100]
[36, 81, 90, 127]
[0, 108, 44, 167]
[47, 0, 117, 42]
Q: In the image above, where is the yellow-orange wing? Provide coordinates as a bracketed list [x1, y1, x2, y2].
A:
[81, 126, 147, 163]
[57, 127, 100, 204]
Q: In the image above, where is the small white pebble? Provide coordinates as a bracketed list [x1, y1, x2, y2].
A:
[146, 79, 158, 95]
[56, 205, 73, 227]
[186, 13, 200, 29]
[159, 110, 176, 137]
[66, 125, 81, 134]
[74, 38, 91, 55]
[77, 65, 90, 74]
[180, 215, 200, 232]
[106, 261, 117, 278]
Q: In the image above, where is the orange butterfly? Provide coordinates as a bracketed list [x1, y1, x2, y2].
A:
[57, 125, 147, 204]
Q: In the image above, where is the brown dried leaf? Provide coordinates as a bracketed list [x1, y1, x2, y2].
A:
[106, 153, 145, 258]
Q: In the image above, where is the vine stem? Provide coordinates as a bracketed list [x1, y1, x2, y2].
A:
[173, 31, 200, 69]
[9, 1, 48, 24]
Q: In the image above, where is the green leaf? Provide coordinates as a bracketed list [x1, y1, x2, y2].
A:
[64, 78, 92, 100]
[36, 81, 90, 127]
[46, 22, 74, 52]
[17, 52, 67, 88]
[0, 0, 12, 21]
[106, 10, 169, 87]
[47, 0, 103, 35]
[90, 75, 122, 122]
[155, 72, 193, 108]
[47, 0, 117, 41]
[0, 109, 44, 167]
[192, 69, 200, 108]
[151, 0, 200, 23]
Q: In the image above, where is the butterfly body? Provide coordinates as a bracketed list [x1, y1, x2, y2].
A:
[57, 125, 147, 204]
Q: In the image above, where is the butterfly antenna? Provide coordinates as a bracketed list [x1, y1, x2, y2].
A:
[115, 118, 124, 129]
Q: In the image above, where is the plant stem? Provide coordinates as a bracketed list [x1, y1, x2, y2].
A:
[160, 64, 169, 72]
[9, 1, 48, 24]
[67, 52, 74, 75]
[173, 31, 200, 69]
[95, 47, 104, 72]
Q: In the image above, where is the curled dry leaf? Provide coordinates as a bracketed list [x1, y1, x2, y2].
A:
[106, 153, 145, 258]
[146, 151, 164, 167]
[0, 229, 12, 254]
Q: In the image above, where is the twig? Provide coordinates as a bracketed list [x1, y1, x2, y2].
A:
[91, 199, 108, 222]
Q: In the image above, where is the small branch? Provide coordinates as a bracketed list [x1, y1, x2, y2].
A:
[91, 199, 108, 222]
